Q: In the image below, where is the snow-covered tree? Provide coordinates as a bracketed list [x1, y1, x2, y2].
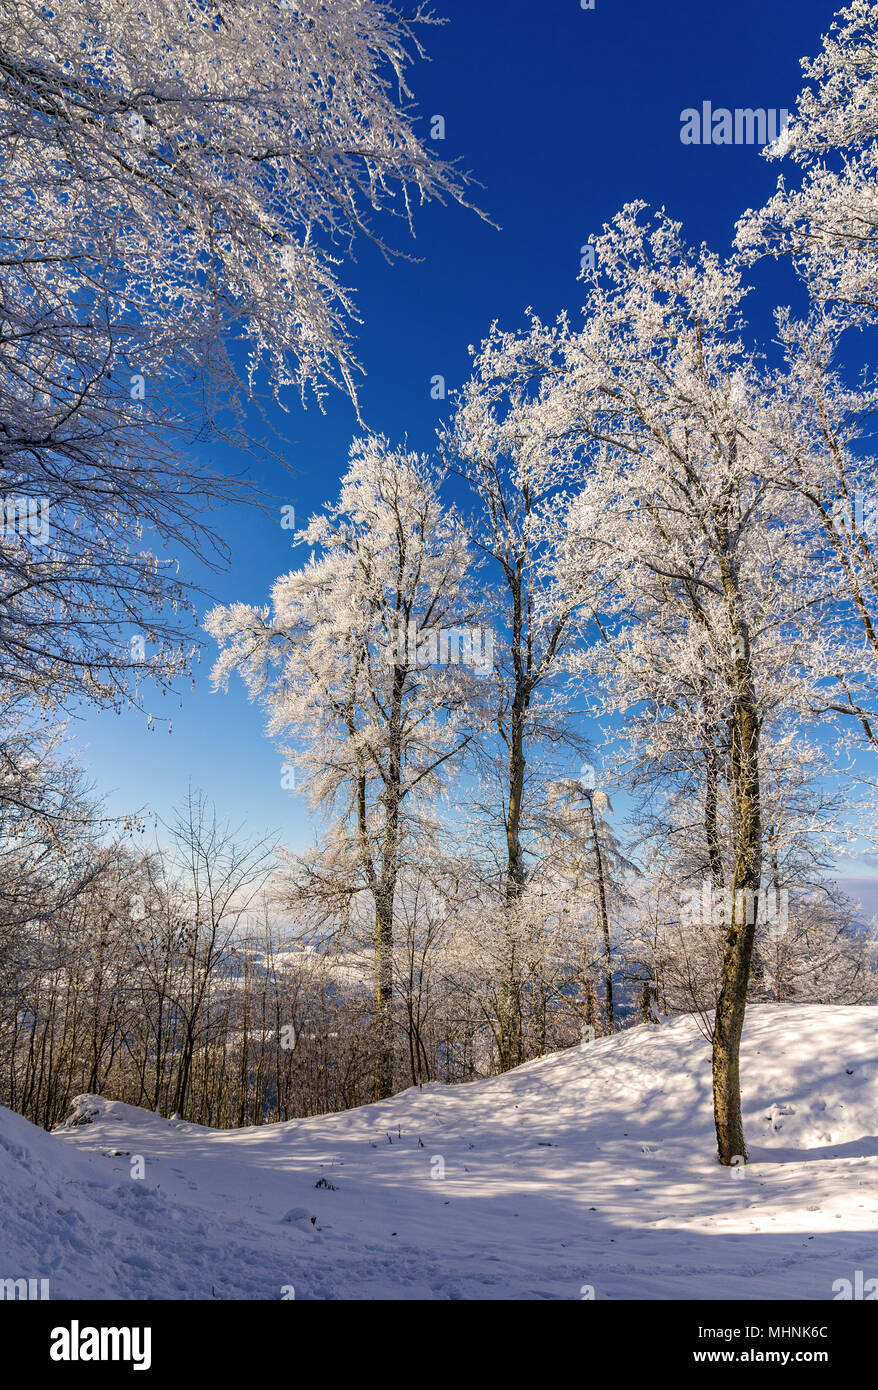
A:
[206, 437, 482, 1097]
[738, 1, 878, 326]
[0, 0, 475, 715]
[460, 204, 868, 1163]
[440, 356, 590, 1066]
[544, 776, 635, 1033]
[736, 4, 878, 754]
[1, 0, 471, 408]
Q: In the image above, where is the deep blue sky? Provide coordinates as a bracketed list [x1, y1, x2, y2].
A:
[73, 0, 852, 863]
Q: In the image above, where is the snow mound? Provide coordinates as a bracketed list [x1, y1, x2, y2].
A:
[1, 1004, 877, 1299]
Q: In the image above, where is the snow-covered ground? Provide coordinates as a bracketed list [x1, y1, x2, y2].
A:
[2, 1004, 877, 1300]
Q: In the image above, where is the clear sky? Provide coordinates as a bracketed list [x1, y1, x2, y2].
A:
[69, 0, 857, 866]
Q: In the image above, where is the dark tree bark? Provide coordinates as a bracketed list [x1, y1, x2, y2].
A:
[712, 609, 762, 1165]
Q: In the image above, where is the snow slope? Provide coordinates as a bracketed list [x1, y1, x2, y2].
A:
[2, 1004, 877, 1299]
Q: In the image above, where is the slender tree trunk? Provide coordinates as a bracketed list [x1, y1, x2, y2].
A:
[641, 981, 656, 1023]
[372, 673, 403, 1100]
[175, 1025, 195, 1117]
[712, 681, 762, 1164]
[581, 974, 597, 1031]
[499, 707, 527, 1071]
[704, 741, 725, 889]
[373, 890, 395, 1100]
[586, 792, 614, 1032]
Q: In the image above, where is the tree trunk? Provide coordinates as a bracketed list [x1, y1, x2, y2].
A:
[704, 741, 725, 889]
[498, 707, 527, 1071]
[641, 980, 656, 1023]
[372, 678, 403, 1100]
[586, 793, 614, 1033]
[373, 893, 394, 1100]
[712, 684, 762, 1164]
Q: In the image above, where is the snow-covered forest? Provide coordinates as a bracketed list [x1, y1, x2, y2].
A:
[3, 0, 878, 1312]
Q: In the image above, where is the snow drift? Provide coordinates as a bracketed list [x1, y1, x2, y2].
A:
[2, 1004, 877, 1299]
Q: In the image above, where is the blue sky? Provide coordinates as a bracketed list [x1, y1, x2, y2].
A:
[70, 0, 857, 866]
